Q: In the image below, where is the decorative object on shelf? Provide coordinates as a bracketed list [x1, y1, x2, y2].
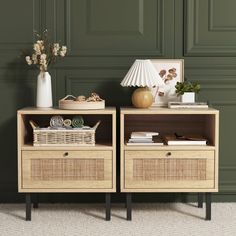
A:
[59, 94, 105, 110]
[29, 120, 39, 129]
[29, 119, 101, 146]
[76, 95, 86, 102]
[150, 59, 184, 107]
[127, 131, 163, 146]
[72, 116, 84, 128]
[163, 133, 207, 145]
[36, 71, 53, 108]
[168, 102, 208, 109]
[63, 119, 72, 127]
[175, 81, 200, 103]
[181, 92, 195, 103]
[120, 59, 159, 108]
[130, 132, 159, 138]
[50, 115, 64, 128]
[24, 29, 67, 108]
[87, 92, 103, 102]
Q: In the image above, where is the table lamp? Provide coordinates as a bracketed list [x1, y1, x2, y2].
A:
[120, 59, 159, 108]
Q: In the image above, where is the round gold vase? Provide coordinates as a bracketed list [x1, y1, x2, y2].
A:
[131, 87, 153, 108]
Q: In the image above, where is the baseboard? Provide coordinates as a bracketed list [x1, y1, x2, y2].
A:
[0, 192, 236, 203]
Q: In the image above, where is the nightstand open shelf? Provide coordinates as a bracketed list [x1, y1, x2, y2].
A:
[17, 107, 116, 221]
[120, 107, 219, 221]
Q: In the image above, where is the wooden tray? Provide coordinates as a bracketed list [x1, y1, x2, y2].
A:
[59, 95, 105, 110]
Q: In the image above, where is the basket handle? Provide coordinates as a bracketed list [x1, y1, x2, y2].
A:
[29, 120, 39, 129]
[93, 120, 101, 130]
[60, 95, 76, 101]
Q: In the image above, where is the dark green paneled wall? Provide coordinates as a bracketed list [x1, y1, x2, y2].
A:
[0, 0, 235, 202]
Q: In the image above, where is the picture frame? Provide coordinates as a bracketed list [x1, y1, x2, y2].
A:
[150, 59, 184, 107]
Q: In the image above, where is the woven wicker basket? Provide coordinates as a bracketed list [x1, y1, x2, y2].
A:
[30, 120, 100, 146]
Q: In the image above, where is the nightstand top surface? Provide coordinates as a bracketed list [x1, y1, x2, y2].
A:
[120, 107, 219, 114]
[18, 107, 116, 114]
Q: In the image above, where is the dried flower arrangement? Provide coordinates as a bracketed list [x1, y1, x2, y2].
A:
[76, 93, 103, 102]
[59, 93, 105, 110]
[25, 29, 67, 72]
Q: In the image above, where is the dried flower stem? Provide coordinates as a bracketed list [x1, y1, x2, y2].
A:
[25, 29, 67, 72]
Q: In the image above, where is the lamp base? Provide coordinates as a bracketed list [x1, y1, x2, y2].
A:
[131, 87, 153, 108]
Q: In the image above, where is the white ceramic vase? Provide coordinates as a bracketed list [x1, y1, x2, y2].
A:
[36, 71, 53, 108]
[181, 92, 195, 103]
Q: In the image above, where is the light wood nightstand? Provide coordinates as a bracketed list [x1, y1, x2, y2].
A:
[17, 107, 116, 221]
[120, 107, 219, 221]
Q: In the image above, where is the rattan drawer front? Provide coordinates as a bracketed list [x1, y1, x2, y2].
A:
[124, 150, 214, 190]
[22, 151, 112, 189]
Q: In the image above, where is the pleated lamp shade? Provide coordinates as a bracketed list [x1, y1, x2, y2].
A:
[120, 59, 159, 87]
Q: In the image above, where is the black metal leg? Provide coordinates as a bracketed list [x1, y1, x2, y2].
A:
[126, 193, 132, 221]
[206, 193, 211, 220]
[198, 193, 203, 208]
[26, 193, 31, 221]
[33, 194, 38, 209]
[105, 193, 111, 221]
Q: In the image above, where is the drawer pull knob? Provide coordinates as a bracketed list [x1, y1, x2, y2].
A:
[166, 152, 171, 157]
[64, 152, 69, 157]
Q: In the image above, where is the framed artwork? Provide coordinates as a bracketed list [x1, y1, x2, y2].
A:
[150, 59, 184, 107]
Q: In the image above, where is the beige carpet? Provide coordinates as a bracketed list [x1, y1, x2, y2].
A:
[0, 203, 235, 236]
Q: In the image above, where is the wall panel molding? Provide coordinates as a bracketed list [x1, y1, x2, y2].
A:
[211, 101, 236, 106]
[53, 0, 176, 57]
[65, 0, 163, 56]
[0, 0, 44, 68]
[220, 166, 236, 189]
[0, 0, 41, 50]
[86, 0, 144, 36]
[184, 0, 236, 56]
[208, 0, 236, 32]
[220, 166, 236, 171]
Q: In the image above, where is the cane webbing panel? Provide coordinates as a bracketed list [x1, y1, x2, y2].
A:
[133, 159, 207, 181]
[31, 159, 104, 181]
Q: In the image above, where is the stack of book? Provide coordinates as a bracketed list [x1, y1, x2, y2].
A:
[127, 132, 163, 145]
[168, 102, 208, 109]
[163, 133, 208, 146]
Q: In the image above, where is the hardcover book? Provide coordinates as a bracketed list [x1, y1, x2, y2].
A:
[168, 102, 208, 109]
[128, 139, 153, 143]
[130, 132, 159, 138]
[164, 134, 208, 145]
[126, 142, 164, 146]
[127, 136, 164, 146]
